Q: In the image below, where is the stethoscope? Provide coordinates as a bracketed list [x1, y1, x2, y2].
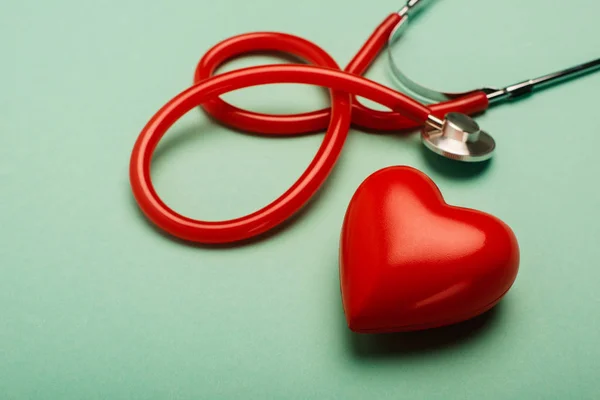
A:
[129, 0, 600, 244]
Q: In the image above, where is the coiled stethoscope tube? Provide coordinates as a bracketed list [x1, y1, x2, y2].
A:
[130, 0, 600, 244]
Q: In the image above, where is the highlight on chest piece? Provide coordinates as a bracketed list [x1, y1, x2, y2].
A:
[421, 112, 496, 162]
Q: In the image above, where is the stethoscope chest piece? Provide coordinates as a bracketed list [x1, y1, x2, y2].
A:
[422, 112, 495, 162]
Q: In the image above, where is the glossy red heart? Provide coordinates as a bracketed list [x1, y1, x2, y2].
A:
[339, 166, 519, 333]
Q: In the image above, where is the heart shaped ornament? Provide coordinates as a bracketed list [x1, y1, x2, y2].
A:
[339, 166, 519, 333]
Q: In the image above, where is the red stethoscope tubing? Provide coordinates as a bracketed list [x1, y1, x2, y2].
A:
[130, 13, 490, 244]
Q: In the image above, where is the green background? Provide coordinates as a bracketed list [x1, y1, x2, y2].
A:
[3, 0, 599, 398]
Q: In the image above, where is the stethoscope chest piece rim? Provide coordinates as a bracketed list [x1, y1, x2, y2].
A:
[421, 112, 496, 162]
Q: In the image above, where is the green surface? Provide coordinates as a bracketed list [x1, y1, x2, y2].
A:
[3, 0, 600, 398]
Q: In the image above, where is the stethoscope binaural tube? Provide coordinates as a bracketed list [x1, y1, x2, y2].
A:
[388, 0, 600, 105]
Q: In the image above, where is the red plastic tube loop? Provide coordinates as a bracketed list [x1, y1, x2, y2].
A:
[131, 14, 491, 244]
[194, 32, 342, 135]
[130, 65, 431, 243]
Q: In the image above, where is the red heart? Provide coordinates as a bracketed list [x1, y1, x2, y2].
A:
[339, 166, 520, 333]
